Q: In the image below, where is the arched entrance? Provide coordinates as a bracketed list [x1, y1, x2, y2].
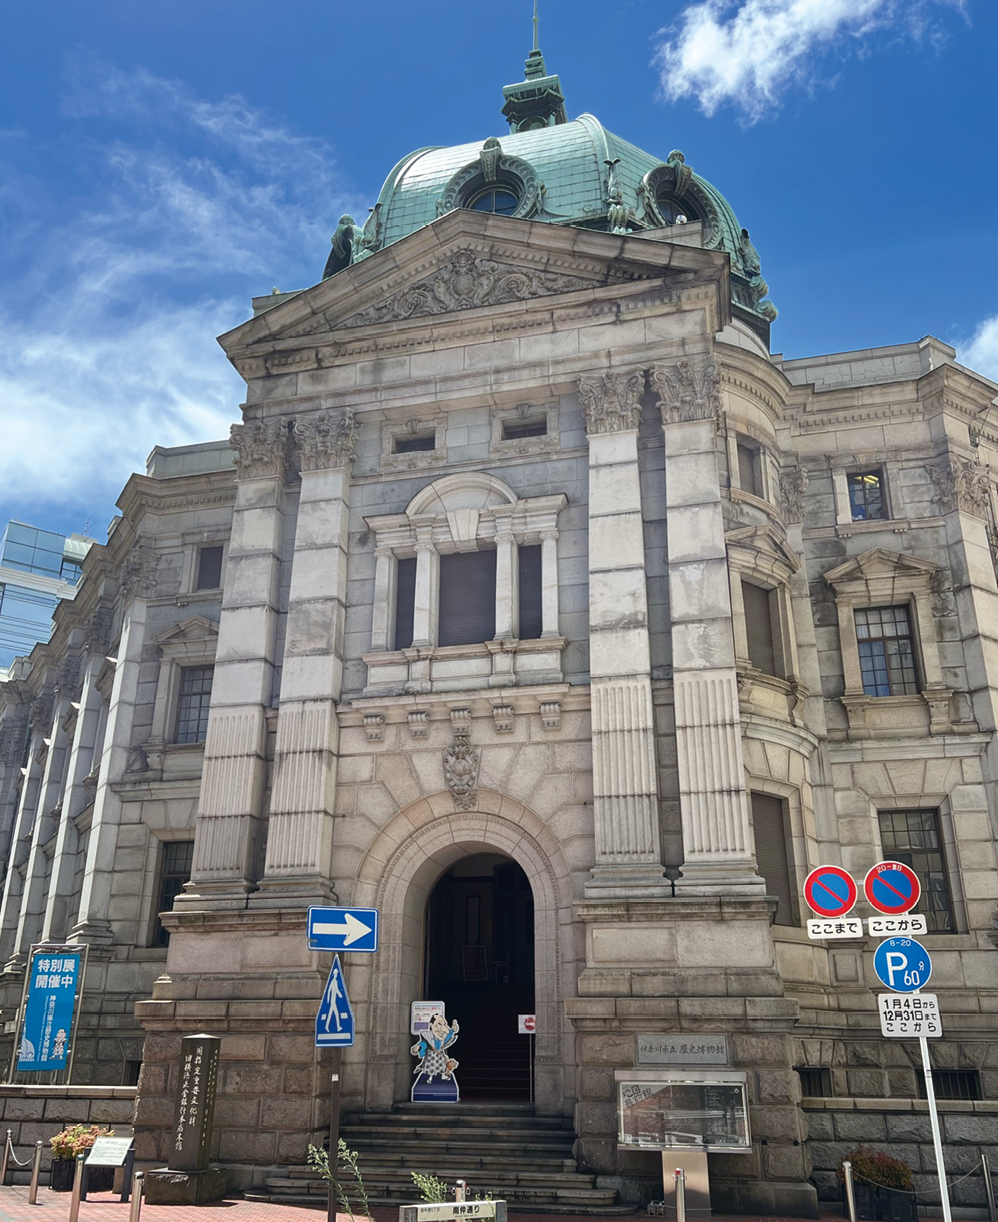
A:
[424, 853, 534, 1100]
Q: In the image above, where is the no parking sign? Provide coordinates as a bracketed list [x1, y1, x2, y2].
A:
[864, 861, 920, 915]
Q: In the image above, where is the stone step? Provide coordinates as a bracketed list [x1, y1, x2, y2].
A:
[271, 1168, 600, 1190]
[244, 1191, 634, 1215]
[341, 1127, 574, 1149]
[330, 1150, 578, 1172]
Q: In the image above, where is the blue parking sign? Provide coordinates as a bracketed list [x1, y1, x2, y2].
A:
[17, 951, 82, 1071]
[873, 937, 932, 993]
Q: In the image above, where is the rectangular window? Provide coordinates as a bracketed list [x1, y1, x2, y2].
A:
[751, 792, 795, 926]
[174, 666, 214, 744]
[394, 557, 417, 651]
[847, 470, 886, 521]
[60, 560, 83, 583]
[438, 551, 496, 646]
[518, 545, 543, 640]
[742, 581, 781, 677]
[796, 1067, 833, 1097]
[917, 1069, 981, 1101]
[153, 840, 194, 947]
[195, 545, 223, 591]
[878, 810, 954, 933]
[856, 606, 919, 696]
[737, 440, 761, 497]
[123, 1060, 143, 1086]
[393, 433, 435, 454]
[503, 418, 547, 440]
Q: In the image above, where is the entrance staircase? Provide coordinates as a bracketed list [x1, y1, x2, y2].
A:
[256, 1102, 631, 1214]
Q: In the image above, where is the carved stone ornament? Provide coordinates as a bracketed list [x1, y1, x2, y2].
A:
[230, 418, 289, 481]
[341, 249, 589, 328]
[55, 655, 80, 695]
[443, 733, 481, 812]
[294, 408, 357, 472]
[126, 745, 149, 773]
[578, 371, 644, 436]
[928, 455, 992, 519]
[29, 695, 53, 736]
[650, 358, 722, 427]
[779, 467, 809, 524]
[0, 722, 26, 767]
[82, 766, 99, 798]
[119, 546, 158, 602]
[83, 606, 113, 656]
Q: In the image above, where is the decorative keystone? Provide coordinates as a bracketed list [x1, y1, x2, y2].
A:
[492, 704, 514, 733]
[539, 700, 562, 731]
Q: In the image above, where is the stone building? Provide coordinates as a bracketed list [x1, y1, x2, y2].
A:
[1, 39, 997, 1217]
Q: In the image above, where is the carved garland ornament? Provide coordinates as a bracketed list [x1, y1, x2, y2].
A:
[578, 371, 644, 436]
[443, 733, 481, 812]
[927, 455, 993, 519]
[230, 418, 289, 481]
[779, 467, 809, 524]
[341, 249, 589, 328]
[294, 408, 357, 472]
[650, 358, 722, 427]
[83, 606, 113, 656]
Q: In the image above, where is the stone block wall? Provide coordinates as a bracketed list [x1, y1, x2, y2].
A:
[0, 1086, 136, 1175]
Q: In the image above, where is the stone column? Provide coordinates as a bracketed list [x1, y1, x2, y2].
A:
[370, 547, 396, 652]
[42, 651, 105, 940]
[179, 419, 289, 909]
[0, 709, 47, 966]
[493, 514, 518, 640]
[410, 525, 439, 647]
[579, 371, 668, 896]
[255, 410, 356, 905]
[650, 358, 764, 893]
[72, 552, 157, 942]
[15, 684, 74, 954]
[540, 529, 560, 638]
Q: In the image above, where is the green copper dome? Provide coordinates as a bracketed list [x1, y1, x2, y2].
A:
[322, 41, 776, 337]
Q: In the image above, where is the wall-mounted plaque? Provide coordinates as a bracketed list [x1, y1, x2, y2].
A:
[637, 1034, 729, 1066]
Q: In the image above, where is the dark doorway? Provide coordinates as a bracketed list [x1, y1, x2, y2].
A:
[424, 854, 535, 1101]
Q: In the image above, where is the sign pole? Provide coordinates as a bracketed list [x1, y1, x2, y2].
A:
[327, 1046, 342, 1222]
[918, 1031, 952, 1222]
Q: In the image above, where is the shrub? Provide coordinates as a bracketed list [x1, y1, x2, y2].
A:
[838, 1145, 914, 1191]
[49, 1125, 114, 1160]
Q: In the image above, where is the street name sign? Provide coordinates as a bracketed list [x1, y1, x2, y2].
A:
[864, 861, 920, 915]
[315, 954, 355, 1047]
[806, 917, 864, 940]
[803, 865, 857, 918]
[307, 906, 378, 952]
[873, 936, 932, 992]
[878, 993, 942, 1038]
[400, 1203, 506, 1222]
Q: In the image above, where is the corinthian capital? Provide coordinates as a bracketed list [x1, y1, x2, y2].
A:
[578, 371, 644, 436]
[650, 357, 722, 426]
[230, 418, 289, 481]
[294, 408, 358, 472]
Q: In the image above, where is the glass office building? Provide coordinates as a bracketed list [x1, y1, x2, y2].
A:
[0, 521, 95, 672]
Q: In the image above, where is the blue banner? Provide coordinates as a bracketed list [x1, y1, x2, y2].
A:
[17, 951, 82, 1071]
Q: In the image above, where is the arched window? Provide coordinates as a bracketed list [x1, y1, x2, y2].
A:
[468, 187, 520, 216]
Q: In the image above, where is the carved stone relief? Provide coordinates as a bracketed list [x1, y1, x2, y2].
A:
[578, 371, 644, 436]
[927, 455, 992, 519]
[341, 249, 589, 328]
[294, 408, 357, 472]
[119, 546, 158, 602]
[650, 358, 722, 427]
[779, 467, 809, 524]
[230, 418, 289, 481]
[83, 607, 113, 656]
[443, 732, 481, 812]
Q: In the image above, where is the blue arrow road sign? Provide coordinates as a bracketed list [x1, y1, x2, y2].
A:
[307, 906, 379, 952]
[316, 955, 354, 1047]
[873, 937, 932, 993]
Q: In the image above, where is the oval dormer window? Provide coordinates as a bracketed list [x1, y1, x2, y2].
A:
[468, 186, 520, 215]
[656, 194, 699, 226]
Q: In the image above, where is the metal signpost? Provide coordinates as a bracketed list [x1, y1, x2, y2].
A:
[309, 908, 378, 1222]
[804, 864, 952, 1222]
[518, 1014, 535, 1103]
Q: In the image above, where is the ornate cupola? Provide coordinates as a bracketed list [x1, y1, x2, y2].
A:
[501, 4, 568, 132]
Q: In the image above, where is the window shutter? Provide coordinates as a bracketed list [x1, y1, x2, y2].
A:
[751, 793, 794, 925]
[439, 551, 497, 646]
[518, 545, 542, 640]
[394, 558, 416, 650]
[742, 581, 778, 676]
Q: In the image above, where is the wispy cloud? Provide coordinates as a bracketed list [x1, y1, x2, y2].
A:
[1, 58, 361, 529]
[653, 0, 964, 122]
[959, 316, 998, 384]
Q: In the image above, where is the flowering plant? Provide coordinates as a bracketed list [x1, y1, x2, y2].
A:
[838, 1145, 913, 1191]
[49, 1125, 114, 1160]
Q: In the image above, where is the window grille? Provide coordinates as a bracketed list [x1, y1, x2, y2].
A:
[917, 1069, 980, 1100]
[856, 606, 919, 696]
[153, 840, 194, 946]
[878, 810, 954, 933]
[796, 1067, 833, 1097]
[174, 666, 213, 744]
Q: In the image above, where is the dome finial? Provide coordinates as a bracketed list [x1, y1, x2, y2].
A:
[502, 2, 568, 131]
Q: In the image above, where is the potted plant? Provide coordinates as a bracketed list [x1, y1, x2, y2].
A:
[49, 1125, 115, 1193]
[839, 1145, 916, 1222]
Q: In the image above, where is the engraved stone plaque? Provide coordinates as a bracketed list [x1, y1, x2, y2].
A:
[636, 1034, 729, 1066]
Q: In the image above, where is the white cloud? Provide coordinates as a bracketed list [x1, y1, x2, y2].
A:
[653, 0, 963, 121]
[959, 316, 998, 384]
[1, 61, 362, 527]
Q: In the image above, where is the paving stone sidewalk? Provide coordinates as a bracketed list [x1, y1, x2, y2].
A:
[0, 1186, 871, 1222]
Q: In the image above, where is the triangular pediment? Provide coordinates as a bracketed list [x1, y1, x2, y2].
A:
[824, 547, 937, 589]
[725, 524, 802, 574]
[220, 210, 728, 353]
[155, 616, 219, 647]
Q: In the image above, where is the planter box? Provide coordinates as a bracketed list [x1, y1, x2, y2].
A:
[49, 1160, 115, 1193]
[845, 1180, 918, 1222]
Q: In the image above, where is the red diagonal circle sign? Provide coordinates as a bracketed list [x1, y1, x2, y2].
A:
[803, 865, 857, 918]
[864, 861, 920, 915]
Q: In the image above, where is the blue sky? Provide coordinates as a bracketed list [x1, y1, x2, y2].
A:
[1, 0, 995, 541]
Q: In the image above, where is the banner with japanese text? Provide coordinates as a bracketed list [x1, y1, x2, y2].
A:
[17, 951, 82, 1072]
